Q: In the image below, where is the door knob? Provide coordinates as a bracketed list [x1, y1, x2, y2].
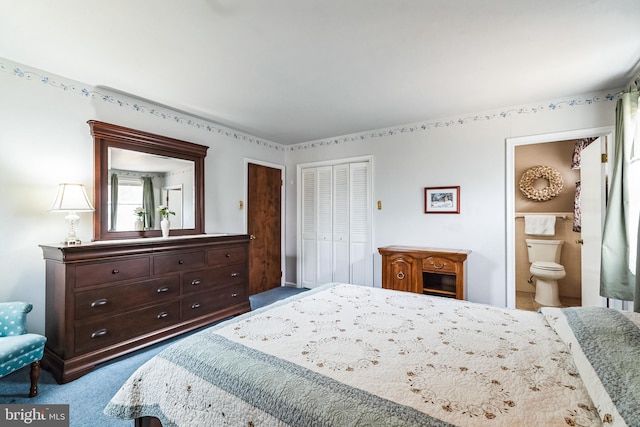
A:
[250, 234, 256, 240]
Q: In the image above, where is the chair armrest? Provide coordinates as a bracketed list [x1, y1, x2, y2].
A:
[0, 301, 33, 337]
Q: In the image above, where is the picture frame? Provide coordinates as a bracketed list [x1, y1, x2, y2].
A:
[424, 186, 460, 214]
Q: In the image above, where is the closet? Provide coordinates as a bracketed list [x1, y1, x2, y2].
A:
[298, 158, 372, 288]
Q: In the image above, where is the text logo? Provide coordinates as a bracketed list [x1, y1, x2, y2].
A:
[0, 405, 69, 426]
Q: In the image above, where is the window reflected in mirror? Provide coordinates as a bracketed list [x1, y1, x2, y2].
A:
[108, 147, 193, 232]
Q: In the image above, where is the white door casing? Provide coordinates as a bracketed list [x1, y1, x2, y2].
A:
[505, 127, 613, 309]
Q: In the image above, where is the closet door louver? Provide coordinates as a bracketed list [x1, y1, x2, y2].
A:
[316, 166, 333, 284]
[300, 168, 317, 288]
[349, 162, 372, 285]
[299, 160, 372, 288]
[333, 164, 350, 283]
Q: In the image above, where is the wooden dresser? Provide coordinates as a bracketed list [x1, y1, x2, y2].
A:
[378, 246, 471, 299]
[40, 234, 250, 383]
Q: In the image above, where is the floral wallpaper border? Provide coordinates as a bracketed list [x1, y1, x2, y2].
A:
[0, 58, 285, 152]
[1, 58, 619, 152]
[291, 93, 619, 151]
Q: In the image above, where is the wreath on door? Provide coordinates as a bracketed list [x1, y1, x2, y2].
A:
[519, 165, 564, 201]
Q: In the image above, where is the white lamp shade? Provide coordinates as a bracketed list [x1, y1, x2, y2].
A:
[49, 183, 95, 212]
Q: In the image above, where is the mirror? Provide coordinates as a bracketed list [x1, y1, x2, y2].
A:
[109, 148, 192, 231]
[90, 121, 208, 241]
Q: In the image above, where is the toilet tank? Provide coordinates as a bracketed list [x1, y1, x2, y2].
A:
[525, 239, 564, 263]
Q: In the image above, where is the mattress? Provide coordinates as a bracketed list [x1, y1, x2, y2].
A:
[105, 283, 639, 426]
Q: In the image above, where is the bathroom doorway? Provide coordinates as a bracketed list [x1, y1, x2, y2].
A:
[506, 127, 612, 311]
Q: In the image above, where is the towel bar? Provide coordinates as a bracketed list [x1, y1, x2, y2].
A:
[514, 214, 566, 219]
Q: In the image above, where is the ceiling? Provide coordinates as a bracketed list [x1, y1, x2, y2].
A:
[2, 0, 640, 145]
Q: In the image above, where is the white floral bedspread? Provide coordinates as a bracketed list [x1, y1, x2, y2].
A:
[105, 283, 602, 426]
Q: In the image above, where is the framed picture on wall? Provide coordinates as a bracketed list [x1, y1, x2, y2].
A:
[424, 186, 460, 214]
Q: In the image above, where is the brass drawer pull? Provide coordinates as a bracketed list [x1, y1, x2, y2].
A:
[112, 269, 119, 274]
[231, 293, 238, 297]
[397, 271, 405, 280]
[157, 287, 170, 293]
[157, 311, 169, 319]
[225, 253, 231, 257]
[191, 279, 201, 286]
[90, 329, 108, 339]
[230, 272, 239, 277]
[90, 298, 108, 307]
[178, 260, 184, 265]
[191, 303, 201, 309]
[431, 261, 447, 269]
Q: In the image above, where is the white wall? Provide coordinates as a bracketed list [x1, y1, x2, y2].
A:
[0, 56, 619, 334]
[0, 58, 285, 334]
[284, 94, 617, 307]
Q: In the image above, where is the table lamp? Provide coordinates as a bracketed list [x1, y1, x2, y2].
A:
[49, 183, 95, 245]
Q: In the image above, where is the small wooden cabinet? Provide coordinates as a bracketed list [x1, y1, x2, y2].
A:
[378, 246, 471, 299]
[40, 234, 250, 383]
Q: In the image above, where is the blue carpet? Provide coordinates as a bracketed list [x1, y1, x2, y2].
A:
[0, 286, 308, 426]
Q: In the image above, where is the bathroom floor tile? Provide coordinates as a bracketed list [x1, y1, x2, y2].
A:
[516, 291, 581, 312]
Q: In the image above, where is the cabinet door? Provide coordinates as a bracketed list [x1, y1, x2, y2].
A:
[386, 255, 416, 293]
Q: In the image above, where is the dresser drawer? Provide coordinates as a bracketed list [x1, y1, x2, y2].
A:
[75, 257, 150, 288]
[208, 245, 247, 267]
[74, 301, 180, 354]
[181, 283, 247, 321]
[153, 251, 205, 275]
[423, 256, 457, 274]
[74, 275, 180, 320]
[182, 265, 246, 294]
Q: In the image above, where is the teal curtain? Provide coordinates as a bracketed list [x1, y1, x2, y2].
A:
[110, 173, 118, 231]
[142, 177, 155, 229]
[600, 84, 638, 308]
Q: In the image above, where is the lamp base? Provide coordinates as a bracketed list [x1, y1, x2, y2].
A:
[63, 236, 82, 245]
[63, 211, 82, 245]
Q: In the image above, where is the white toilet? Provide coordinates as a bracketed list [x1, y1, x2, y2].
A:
[525, 239, 566, 306]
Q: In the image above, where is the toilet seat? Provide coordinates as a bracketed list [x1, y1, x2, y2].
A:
[531, 261, 564, 272]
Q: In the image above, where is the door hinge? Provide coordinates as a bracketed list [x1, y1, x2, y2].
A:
[280, 271, 283, 277]
[601, 153, 608, 163]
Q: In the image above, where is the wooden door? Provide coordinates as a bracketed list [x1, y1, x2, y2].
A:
[247, 163, 282, 295]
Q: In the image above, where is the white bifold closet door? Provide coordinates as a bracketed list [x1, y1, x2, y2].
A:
[300, 161, 372, 288]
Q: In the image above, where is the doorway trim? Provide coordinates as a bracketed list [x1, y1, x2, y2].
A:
[505, 126, 614, 308]
[244, 158, 286, 286]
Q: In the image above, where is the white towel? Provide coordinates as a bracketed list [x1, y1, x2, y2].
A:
[524, 215, 556, 236]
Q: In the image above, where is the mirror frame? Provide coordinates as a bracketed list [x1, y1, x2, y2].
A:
[89, 120, 208, 241]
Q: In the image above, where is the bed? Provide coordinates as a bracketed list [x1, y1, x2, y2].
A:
[104, 283, 640, 426]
